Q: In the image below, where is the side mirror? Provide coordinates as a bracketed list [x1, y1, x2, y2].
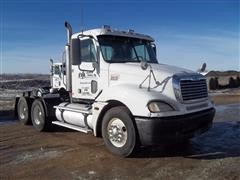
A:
[151, 43, 156, 56]
[62, 63, 66, 75]
[71, 38, 81, 65]
[141, 61, 148, 70]
[50, 59, 54, 75]
[200, 62, 207, 72]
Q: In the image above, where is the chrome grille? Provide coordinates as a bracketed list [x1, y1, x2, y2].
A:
[180, 79, 208, 102]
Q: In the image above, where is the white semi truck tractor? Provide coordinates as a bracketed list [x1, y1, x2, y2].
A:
[15, 22, 215, 157]
[49, 60, 68, 97]
[50, 61, 66, 92]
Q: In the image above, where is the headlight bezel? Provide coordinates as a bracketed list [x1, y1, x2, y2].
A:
[147, 101, 175, 113]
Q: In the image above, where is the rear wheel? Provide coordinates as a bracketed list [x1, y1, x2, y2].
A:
[102, 106, 138, 157]
[31, 99, 48, 131]
[17, 97, 31, 125]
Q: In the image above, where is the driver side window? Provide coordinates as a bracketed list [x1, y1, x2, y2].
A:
[81, 39, 97, 62]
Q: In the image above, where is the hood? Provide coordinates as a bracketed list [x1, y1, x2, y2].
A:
[109, 63, 194, 82]
[108, 62, 197, 92]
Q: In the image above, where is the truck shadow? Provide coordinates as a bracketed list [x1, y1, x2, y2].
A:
[0, 110, 75, 132]
[0, 110, 17, 125]
[48, 124, 76, 132]
[134, 121, 240, 160]
[2, 110, 239, 159]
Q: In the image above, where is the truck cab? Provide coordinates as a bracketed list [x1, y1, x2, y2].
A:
[16, 22, 215, 157]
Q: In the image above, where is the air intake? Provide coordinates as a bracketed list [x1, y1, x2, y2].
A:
[180, 79, 208, 102]
[173, 73, 208, 103]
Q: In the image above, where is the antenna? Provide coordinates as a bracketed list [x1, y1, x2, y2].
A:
[80, 2, 84, 30]
[0, 1, 3, 75]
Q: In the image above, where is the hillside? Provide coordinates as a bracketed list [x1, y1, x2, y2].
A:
[0, 74, 50, 90]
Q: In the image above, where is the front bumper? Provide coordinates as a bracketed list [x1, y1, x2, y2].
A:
[135, 108, 215, 146]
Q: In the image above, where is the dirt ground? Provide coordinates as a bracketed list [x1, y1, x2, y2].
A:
[0, 90, 240, 180]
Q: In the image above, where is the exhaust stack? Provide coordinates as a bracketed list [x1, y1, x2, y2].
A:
[64, 21, 72, 92]
[65, 21, 72, 44]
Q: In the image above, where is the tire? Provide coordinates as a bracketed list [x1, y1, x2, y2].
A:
[102, 106, 138, 157]
[31, 99, 48, 131]
[17, 97, 31, 125]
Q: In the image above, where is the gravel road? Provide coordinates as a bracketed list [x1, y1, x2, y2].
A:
[0, 93, 239, 180]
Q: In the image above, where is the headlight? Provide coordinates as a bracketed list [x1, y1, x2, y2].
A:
[148, 101, 174, 113]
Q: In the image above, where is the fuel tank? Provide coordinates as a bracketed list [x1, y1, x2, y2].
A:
[55, 102, 93, 129]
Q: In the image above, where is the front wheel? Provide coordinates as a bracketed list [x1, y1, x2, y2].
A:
[31, 99, 48, 131]
[102, 106, 138, 157]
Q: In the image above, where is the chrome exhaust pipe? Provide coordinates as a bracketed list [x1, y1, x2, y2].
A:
[65, 21, 72, 44]
[50, 59, 54, 87]
[64, 21, 72, 93]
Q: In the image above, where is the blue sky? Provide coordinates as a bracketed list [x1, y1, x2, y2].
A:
[0, 0, 239, 73]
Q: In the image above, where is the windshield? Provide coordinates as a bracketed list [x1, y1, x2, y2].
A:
[98, 35, 157, 63]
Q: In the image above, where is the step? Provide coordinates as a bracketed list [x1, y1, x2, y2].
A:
[54, 103, 92, 114]
[52, 121, 92, 133]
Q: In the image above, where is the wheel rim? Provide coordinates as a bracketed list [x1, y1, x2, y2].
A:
[33, 104, 43, 125]
[107, 118, 128, 148]
[19, 101, 27, 120]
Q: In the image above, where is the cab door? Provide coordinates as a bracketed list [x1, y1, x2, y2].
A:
[72, 38, 99, 100]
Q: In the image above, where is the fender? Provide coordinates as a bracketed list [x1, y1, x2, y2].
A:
[96, 83, 173, 117]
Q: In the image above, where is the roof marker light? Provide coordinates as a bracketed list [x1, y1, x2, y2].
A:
[102, 25, 111, 30]
[128, 29, 134, 33]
